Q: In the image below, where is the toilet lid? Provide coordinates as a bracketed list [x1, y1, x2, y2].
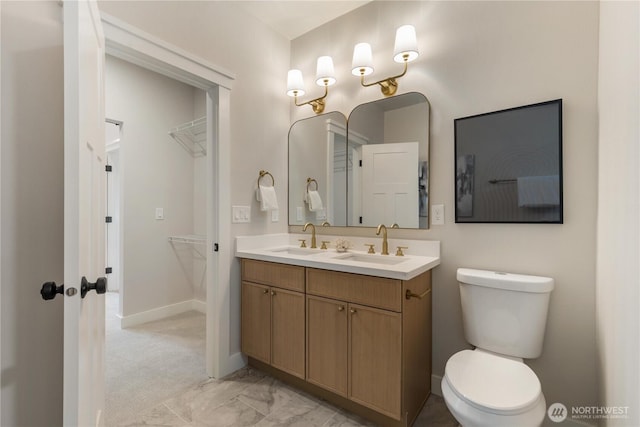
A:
[444, 350, 542, 415]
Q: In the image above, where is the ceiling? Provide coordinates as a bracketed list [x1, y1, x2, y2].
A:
[237, 1, 371, 40]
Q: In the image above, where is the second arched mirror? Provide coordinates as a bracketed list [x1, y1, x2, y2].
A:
[347, 92, 430, 229]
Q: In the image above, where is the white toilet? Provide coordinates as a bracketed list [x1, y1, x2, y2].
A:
[442, 268, 554, 427]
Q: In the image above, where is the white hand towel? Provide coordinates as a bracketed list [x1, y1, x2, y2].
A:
[517, 175, 560, 207]
[257, 185, 279, 211]
[307, 190, 324, 212]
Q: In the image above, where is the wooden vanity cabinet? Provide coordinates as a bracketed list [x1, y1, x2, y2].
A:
[241, 259, 305, 378]
[306, 267, 431, 425]
[241, 258, 432, 427]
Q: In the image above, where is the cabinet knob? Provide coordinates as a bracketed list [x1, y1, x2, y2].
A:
[338, 305, 344, 311]
[262, 289, 269, 294]
[350, 308, 357, 314]
[271, 291, 276, 296]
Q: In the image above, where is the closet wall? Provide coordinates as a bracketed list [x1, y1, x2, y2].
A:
[105, 55, 206, 319]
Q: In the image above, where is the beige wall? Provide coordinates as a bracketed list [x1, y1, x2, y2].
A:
[596, 1, 640, 426]
[105, 56, 205, 317]
[291, 1, 599, 423]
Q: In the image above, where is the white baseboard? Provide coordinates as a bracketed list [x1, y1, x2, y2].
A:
[120, 299, 206, 328]
[192, 299, 206, 314]
[222, 352, 248, 378]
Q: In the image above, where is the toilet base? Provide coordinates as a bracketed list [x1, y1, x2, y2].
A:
[442, 375, 546, 427]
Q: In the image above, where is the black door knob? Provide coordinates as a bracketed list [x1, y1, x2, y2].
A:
[81, 276, 107, 298]
[40, 282, 64, 300]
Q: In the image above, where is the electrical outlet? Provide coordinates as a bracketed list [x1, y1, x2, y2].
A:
[432, 204, 444, 225]
[271, 209, 279, 222]
[296, 207, 304, 221]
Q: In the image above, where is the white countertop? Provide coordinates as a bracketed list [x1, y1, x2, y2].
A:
[235, 233, 440, 280]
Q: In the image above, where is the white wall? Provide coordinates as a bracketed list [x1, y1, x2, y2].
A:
[291, 1, 599, 423]
[596, 1, 640, 426]
[1, 2, 64, 425]
[105, 56, 205, 317]
[98, 1, 291, 357]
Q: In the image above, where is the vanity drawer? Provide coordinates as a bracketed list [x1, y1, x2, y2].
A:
[242, 259, 305, 292]
[306, 268, 402, 312]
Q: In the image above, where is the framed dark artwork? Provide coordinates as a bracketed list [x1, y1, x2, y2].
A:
[454, 99, 563, 223]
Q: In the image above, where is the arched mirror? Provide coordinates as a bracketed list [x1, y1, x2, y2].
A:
[347, 92, 430, 228]
[288, 111, 348, 227]
[288, 93, 430, 229]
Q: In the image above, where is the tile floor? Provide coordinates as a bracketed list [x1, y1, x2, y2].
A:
[105, 292, 458, 427]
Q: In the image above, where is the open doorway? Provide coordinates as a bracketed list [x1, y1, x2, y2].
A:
[103, 55, 210, 425]
[102, 8, 241, 399]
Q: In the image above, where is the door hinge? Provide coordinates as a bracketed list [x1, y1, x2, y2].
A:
[359, 216, 363, 224]
[105, 216, 112, 223]
[105, 165, 112, 172]
[213, 243, 219, 252]
[105, 267, 113, 274]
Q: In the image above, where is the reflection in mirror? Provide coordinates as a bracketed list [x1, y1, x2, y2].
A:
[347, 92, 430, 229]
[288, 112, 348, 226]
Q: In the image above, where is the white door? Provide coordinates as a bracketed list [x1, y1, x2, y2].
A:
[361, 142, 419, 228]
[63, 1, 106, 426]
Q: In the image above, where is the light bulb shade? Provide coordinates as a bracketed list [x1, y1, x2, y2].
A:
[393, 24, 419, 63]
[287, 69, 305, 97]
[352, 43, 374, 76]
[315, 56, 336, 86]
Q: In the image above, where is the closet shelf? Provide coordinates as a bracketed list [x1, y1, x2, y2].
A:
[168, 117, 206, 157]
[168, 234, 206, 245]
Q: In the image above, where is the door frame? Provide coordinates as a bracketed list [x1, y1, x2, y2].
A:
[0, 2, 3, 421]
[104, 119, 122, 298]
[101, 13, 239, 378]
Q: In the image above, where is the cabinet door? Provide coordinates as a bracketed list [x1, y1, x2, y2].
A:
[271, 288, 305, 378]
[349, 303, 402, 420]
[241, 281, 271, 363]
[306, 295, 348, 396]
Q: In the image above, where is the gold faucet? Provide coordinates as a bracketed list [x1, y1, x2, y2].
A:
[376, 224, 389, 255]
[303, 222, 317, 249]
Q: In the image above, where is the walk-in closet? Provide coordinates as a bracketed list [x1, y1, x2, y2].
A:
[104, 55, 209, 425]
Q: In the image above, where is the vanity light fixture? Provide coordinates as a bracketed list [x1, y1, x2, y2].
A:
[352, 24, 419, 96]
[287, 56, 336, 114]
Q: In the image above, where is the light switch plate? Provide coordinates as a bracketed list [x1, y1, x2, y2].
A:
[155, 208, 164, 220]
[432, 204, 444, 225]
[271, 210, 279, 222]
[232, 206, 251, 223]
[296, 207, 304, 221]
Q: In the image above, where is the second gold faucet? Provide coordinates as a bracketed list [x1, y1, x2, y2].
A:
[376, 224, 389, 255]
[303, 222, 317, 249]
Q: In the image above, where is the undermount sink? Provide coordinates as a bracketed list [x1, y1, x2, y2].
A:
[269, 247, 323, 256]
[332, 252, 408, 265]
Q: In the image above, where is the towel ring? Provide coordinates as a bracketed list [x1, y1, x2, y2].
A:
[306, 178, 319, 192]
[258, 170, 275, 187]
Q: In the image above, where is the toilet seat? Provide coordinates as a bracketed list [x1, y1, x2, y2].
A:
[444, 349, 542, 415]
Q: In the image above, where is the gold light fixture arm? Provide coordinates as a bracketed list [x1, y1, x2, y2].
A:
[293, 86, 328, 114]
[359, 58, 409, 97]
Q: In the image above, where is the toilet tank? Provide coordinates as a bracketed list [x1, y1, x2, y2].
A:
[457, 268, 554, 359]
